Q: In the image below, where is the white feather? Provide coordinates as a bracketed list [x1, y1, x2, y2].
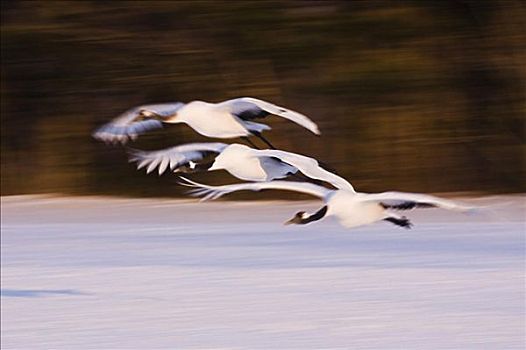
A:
[362, 192, 474, 212]
[250, 149, 354, 191]
[232, 97, 320, 135]
[179, 177, 331, 201]
[128, 143, 228, 175]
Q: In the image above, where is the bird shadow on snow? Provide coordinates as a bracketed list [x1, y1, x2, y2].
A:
[0, 289, 89, 298]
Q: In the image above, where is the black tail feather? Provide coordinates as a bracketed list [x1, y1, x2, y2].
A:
[241, 137, 261, 149]
[252, 132, 276, 149]
[384, 216, 413, 229]
[381, 202, 437, 210]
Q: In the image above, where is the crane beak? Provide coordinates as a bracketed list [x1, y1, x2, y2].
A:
[141, 110, 157, 118]
[164, 113, 179, 123]
[283, 212, 305, 225]
[284, 217, 295, 225]
[136, 109, 160, 120]
[173, 163, 193, 174]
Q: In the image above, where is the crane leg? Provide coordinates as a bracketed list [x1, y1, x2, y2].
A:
[241, 137, 261, 149]
[252, 132, 276, 149]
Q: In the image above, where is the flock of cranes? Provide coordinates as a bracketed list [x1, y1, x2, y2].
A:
[93, 97, 473, 230]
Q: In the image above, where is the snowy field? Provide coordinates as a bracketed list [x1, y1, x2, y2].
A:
[1, 195, 525, 349]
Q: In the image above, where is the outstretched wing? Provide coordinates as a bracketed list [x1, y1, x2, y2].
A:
[128, 143, 228, 175]
[253, 149, 354, 191]
[179, 177, 331, 201]
[363, 192, 475, 212]
[222, 97, 320, 135]
[92, 103, 184, 144]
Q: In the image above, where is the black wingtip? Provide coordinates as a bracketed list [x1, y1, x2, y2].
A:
[384, 216, 413, 229]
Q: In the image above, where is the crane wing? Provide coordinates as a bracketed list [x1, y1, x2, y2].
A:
[128, 143, 228, 175]
[363, 192, 475, 212]
[179, 177, 331, 201]
[223, 97, 320, 135]
[92, 103, 184, 144]
[253, 149, 354, 191]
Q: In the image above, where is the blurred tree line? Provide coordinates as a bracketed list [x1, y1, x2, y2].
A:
[1, 0, 524, 197]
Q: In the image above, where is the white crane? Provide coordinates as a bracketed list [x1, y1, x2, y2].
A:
[92, 97, 320, 147]
[128, 143, 351, 189]
[179, 177, 475, 230]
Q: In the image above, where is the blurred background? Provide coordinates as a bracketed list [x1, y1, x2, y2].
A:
[1, 0, 525, 197]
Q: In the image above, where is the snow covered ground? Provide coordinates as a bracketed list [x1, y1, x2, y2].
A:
[1, 195, 525, 349]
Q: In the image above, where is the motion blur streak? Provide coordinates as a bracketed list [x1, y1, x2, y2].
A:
[1, 1, 524, 196]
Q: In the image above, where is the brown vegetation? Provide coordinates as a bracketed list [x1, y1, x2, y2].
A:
[1, 1, 524, 196]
